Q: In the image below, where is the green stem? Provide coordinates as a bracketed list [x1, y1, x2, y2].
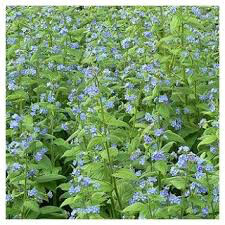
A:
[50, 113, 57, 206]
[95, 76, 123, 216]
[206, 173, 215, 219]
[148, 198, 153, 218]
[20, 100, 27, 219]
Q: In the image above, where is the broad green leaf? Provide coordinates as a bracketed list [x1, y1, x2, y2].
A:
[36, 174, 66, 183]
[101, 148, 118, 160]
[61, 146, 80, 158]
[60, 197, 75, 208]
[106, 118, 130, 128]
[158, 104, 170, 119]
[112, 168, 137, 180]
[165, 177, 186, 190]
[161, 141, 175, 152]
[123, 202, 146, 213]
[197, 135, 217, 149]
[154, 161, 168, 176]
[165, 130, 185, 144]
[87, 136, 106, 150]
[170, 15, 181, 33]
[40, 206, 63, 215]
[24, 200, 40, 213]
[54, 138, 70, 149]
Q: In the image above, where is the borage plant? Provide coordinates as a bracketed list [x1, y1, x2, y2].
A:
[6, 6, 219, 219]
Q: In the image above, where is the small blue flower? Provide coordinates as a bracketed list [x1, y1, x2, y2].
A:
[34, 148, 48, 161]
[169, 194, 181, 205]
[145, 113, 154, 123]
[11, 163, 23, 172]
[144, 134, 152, 144]
[105, 101, 114, 109]
[28, 187, 38, 197]
[152, 150, 166, 161]
[147, 188, 157, 195]
[6, 194, 13, 202]
[158, 94, 169, 104]
[154, 128, 164, 137]
[47, 191, 53, 199]
[80, 113, 86, 121]
[69, 185, 81, 195]
[202, 207, 208, 217]
[61, 123, 68, 131]
[171, 118, 182, 130]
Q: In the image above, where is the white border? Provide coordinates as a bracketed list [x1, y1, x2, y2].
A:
[1, 1, 224, 225]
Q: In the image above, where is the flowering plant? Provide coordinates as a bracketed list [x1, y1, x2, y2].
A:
[6, 6, 219, 219]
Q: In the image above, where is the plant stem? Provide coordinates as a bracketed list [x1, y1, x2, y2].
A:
[95, 75, 123, 216]
[206, 172, 215, 219]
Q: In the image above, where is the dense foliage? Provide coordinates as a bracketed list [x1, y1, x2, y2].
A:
[6, 6, 219, 219]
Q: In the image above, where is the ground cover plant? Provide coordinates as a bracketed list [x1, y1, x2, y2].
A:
[6, 6, 219, 219]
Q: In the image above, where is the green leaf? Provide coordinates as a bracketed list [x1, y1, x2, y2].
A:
[22, 115, 33, 131]
[100, 148, 118, 160]
[36, 174, 66, 183]
[197, 135, 217, 149]
[154, 161, 168, 176]
[24, 200, 40, 213]
[158, 104, 170, 119]
[170, 15, 181, 33]
[96, 181, 113, 192]
[165, 130, 185, 144]
[123, 202, 146, 213]
[40, 206, 63, 215]
[112, 168, 137, 180]
[37, 155, 52, 172]
[106, 118, 130, 128]
[60, 197, 75, 208]
[61, 146, 80, 158]
[161, 141, 175, 152]
[7, 90, 29, 101]
[165, 177, 186, 190]
[87, 136, 106, 150]
[53, 138, 70, 149]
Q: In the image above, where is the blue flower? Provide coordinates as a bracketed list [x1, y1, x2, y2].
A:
[145, 113, 155, 123]
[177, 154, 188, 168]
[105, 101, 114, 109]
[171, 118, 182, 130]
[27, 169, 37, 178]
[47, 191, 53, 199]
[169, 194, 181, 205]
[154, 128, 164, 137]
[139, 156, 146, 165]
[185, 68, 193, 75]
[61, 123, 68, 131]
[202, 207, 208, 217]
[121, 38, 131, 49]
[34, 148, 48, 161]
[144, 134, 152, 144]
[28, 188, 38, 197]
[205, 164, 214, 172]
[80, 113, 86, 121]
[152, 150, 166, 161]
[84, 85, 99, 97]
[126, 103, 133, 114]
[11, 163, 23, 172]
[69, 185, 81, 195]
[130, 149, 142, 160]
[6, 194, 13, 202]
[147, 188, 157, 195]
[158, 94, 169, 103]
[135, 170, 142, 176]
[170, 166, 179, 176]
[47, 93, 55, 103]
